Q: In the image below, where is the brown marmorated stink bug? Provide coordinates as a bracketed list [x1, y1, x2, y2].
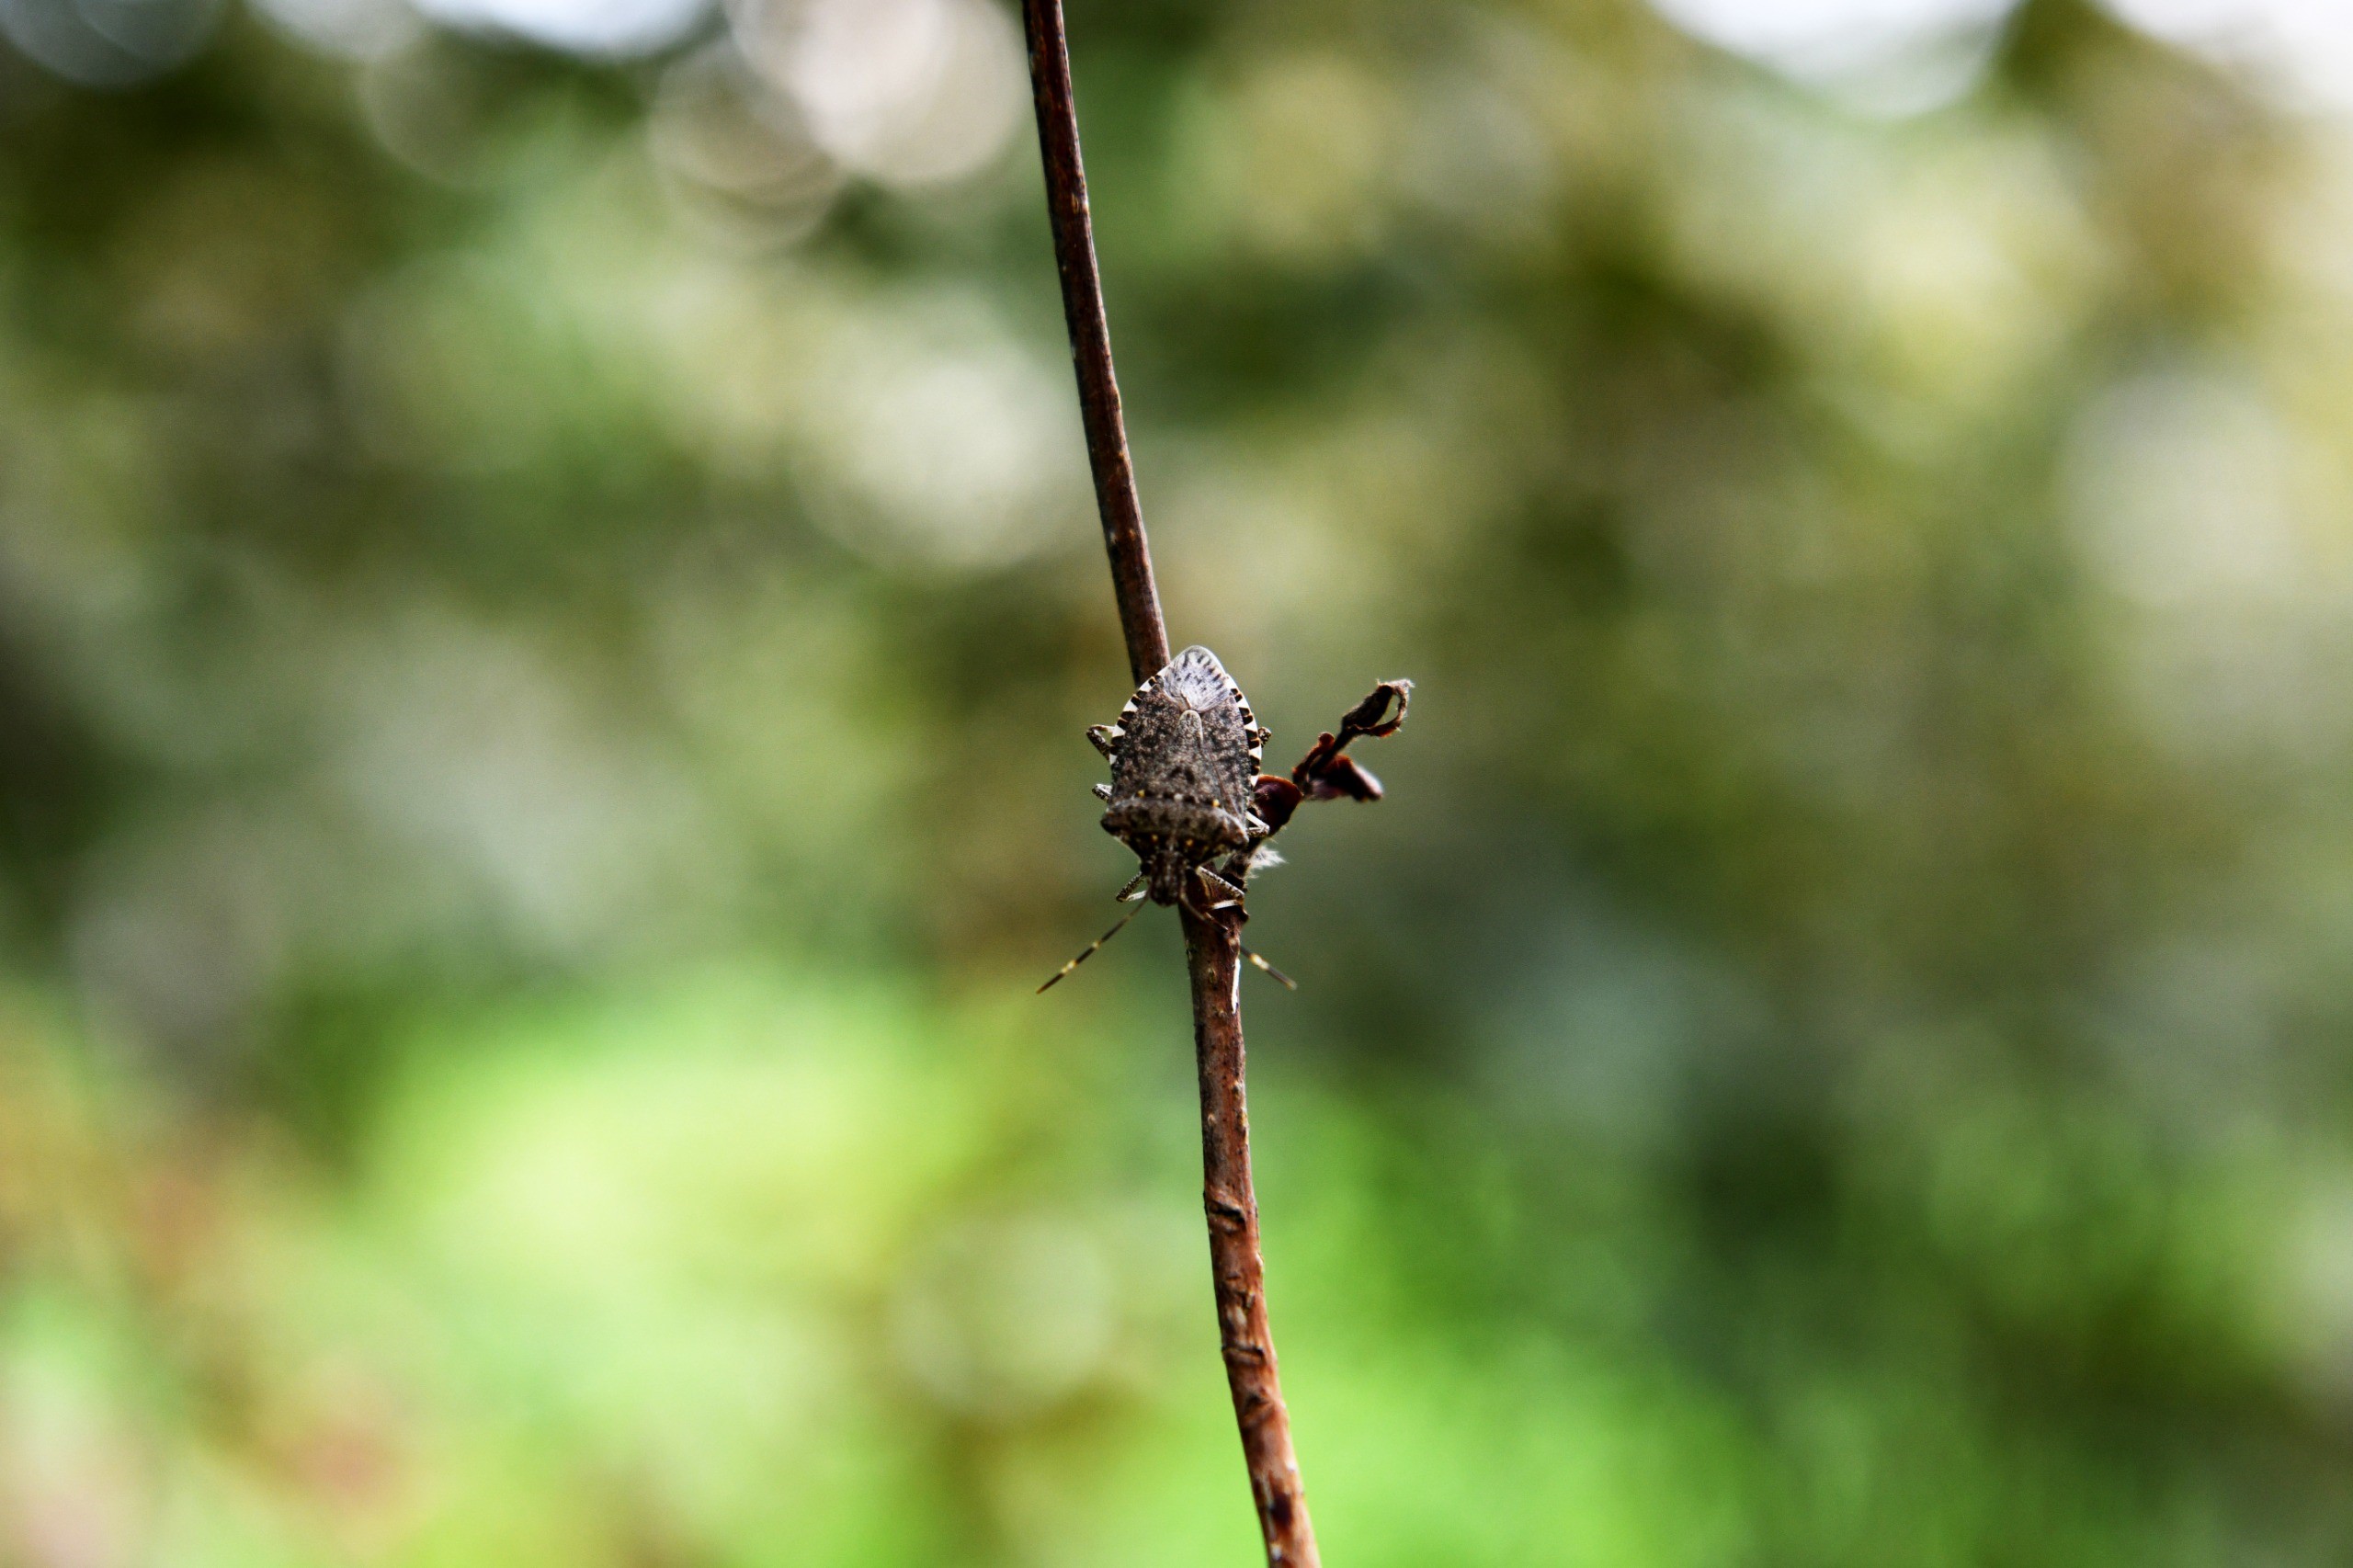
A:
[1040, 645, 1411, 992]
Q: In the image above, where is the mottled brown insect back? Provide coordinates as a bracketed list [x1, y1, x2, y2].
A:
[1093, 645, 1270, 906]
[1042, 650, 1403, 994]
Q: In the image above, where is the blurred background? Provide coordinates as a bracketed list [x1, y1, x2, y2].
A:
[8, 0, 2353, 1561]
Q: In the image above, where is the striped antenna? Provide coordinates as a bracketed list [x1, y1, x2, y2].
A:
[1039, 904, 1144, 993]
[1241, 944, 1297, 991]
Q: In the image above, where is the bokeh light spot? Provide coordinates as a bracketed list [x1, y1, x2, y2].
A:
[729, 0, 1025, 187]
[0, 0, 222, 85]
[406, 0, 702, 60]
[1648, 0, 2018, 95]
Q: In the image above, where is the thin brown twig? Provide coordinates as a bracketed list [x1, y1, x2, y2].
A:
[1020, 0, 1166, 687]
[1019, 3, 1321, 1562]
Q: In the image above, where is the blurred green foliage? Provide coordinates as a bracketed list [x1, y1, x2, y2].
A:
[7, 0, 2353, 1562]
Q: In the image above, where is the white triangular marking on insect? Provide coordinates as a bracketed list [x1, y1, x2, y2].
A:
[1161, 649, 1235, 712]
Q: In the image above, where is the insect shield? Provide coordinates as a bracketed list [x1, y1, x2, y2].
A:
[1091, 646, 1270, 908]
[1040, 647, 1418, 994]
[1040, 647, 1271, 992]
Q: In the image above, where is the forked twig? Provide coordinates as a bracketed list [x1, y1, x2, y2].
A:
[1018, 2, 1318, 1560]
[1250, 681, 1413, 838]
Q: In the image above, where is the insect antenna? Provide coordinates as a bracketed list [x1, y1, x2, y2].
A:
[1038, 903, 1145, 993]
[1240, 944, 1298, 991]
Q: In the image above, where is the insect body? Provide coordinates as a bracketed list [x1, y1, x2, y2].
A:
[1040, 645, 1275, 991]
[1092, 644, 1270, 907]
[1040, 649, 1408, 993]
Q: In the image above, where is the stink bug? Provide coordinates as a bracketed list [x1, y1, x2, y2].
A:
[1041, 646, 1277, 991]
[1039, 648, 1412, 993]
[1094, 644, 1268, 906]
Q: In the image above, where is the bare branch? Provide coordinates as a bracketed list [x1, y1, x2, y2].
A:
[1019, 3, 1318, 1562]
[1185, 909, 1317, 1566]
[1020, 0, 1166, 688]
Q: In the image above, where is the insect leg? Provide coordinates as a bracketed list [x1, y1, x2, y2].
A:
[1038, 904, 1143, 993]
[1174, 869, 1292, 987]
[1116, 871, 1148, 903]
[1195, 866, 1246, 911]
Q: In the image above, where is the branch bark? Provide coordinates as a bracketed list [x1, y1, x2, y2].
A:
[1020, 3, 1321, 1562]
[1020, 0, 1166, 687]
[1185, 914, 1317, 1564]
